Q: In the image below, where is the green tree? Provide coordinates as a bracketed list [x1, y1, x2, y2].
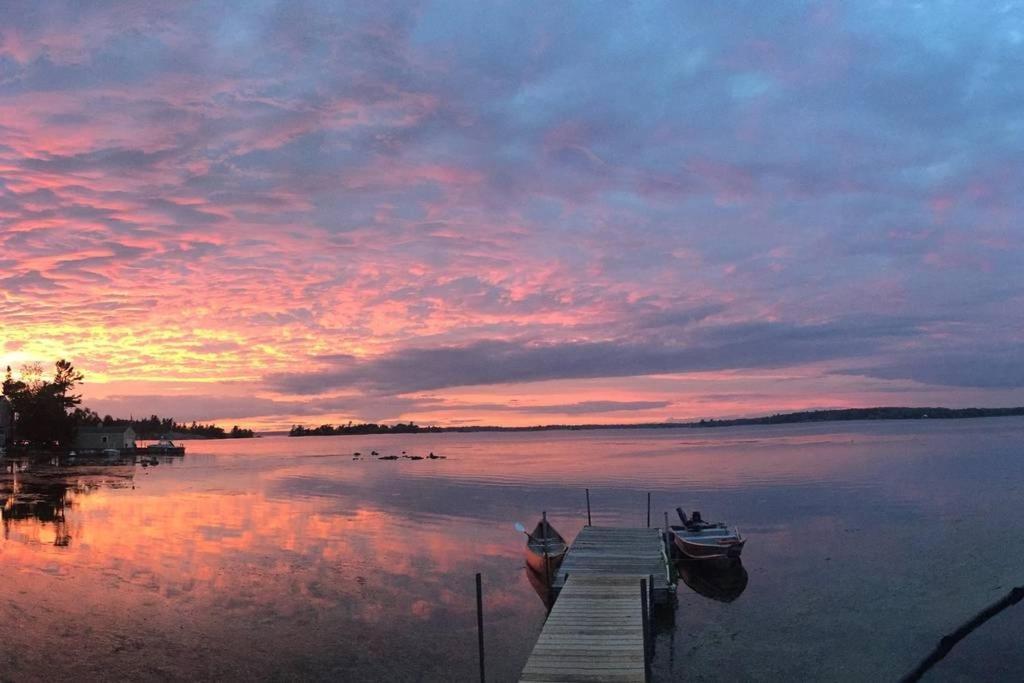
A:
[72, 407, 102, 427]
[1, 360, 85, 449]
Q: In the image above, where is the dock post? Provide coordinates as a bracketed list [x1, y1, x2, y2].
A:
[646, 492, 651, 527]
[663, 511, 674, 562]
[640, 577, 651, 683]
[476, 572, 485, 683]
[585, 488, 591, 526]
[541, 511, 552, 593]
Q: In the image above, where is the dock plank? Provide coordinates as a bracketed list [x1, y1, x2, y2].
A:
[520, 574, 647, 683]
[552, 526, 672, 603]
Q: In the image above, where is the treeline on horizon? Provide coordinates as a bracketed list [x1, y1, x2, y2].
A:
[287, 406, 1024, 437]
[75, 411, 255, 440]
[289, 422, 442, 436]
[2, 360, 253, 449]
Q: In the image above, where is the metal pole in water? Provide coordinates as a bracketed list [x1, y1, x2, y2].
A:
[585, 488, 592, 526]
[476, 572, 485, 683]
[646, 492, 651, 527]
[640, 577, 651, 683]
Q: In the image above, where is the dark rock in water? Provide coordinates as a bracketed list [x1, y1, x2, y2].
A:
[409, 456, 424, 460]
[378, 455, 399, 460]
[354, 452, 361, 456]
[427, 454, 445, 459]
[371, 450, 379, 455]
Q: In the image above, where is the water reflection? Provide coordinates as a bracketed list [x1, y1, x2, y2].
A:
[676, 558, 749, 603]
[1, 457, 135, 546]
[524, 564, 556, 610]
[0, 419, 1022, 681]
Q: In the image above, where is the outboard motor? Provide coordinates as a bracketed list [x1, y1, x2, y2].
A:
[691, 511, 703, 524]
[676, 507, 688, 525]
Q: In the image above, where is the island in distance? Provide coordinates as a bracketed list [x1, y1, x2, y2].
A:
[284, 405, 1024, 437]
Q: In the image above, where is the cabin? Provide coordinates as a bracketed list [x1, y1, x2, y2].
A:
[0, 396, 12, 448]
[75, 426, 137, 451]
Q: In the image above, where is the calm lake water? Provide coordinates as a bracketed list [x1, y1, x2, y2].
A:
[2, 418, 1023, 681]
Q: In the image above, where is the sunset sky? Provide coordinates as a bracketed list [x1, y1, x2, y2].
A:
[1, 2, 1022, 429]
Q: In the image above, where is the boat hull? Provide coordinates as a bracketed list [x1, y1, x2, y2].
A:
[672, 530, 745, 561]
[146, 446, 185, 455]
[525, 547, 567, 578]
[524, 519, 568, 577]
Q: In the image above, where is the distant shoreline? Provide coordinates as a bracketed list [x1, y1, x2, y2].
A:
[278, 406, 1024, 437]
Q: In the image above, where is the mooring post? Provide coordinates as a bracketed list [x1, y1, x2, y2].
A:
[640, 577, 651, 683]
[646, 492, 651, 527]
[542, 511, 552, 591]
[663, 511, 673, 561]
[476, 572, 485, 683]
[585, 488, 592, 526]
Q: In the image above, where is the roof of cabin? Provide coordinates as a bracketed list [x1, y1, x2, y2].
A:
[78, 425, 136, 434]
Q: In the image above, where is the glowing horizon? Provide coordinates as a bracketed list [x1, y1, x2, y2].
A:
[2, 3, 1022, 430]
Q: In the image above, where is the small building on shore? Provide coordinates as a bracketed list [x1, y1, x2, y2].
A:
[0, 396, 12, 448]
[75, 426, 137, 451]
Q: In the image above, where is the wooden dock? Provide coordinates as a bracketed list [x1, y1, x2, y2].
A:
[519, 526, 673, 682]
[519, 574, 648, 683]
[553, 526, 672, 604]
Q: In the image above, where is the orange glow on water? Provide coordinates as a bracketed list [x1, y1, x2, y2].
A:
[2, 420, 1023, 679]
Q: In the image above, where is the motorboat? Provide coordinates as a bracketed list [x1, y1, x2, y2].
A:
[146, 438, 185, 455]
[669, 508, 745, 560]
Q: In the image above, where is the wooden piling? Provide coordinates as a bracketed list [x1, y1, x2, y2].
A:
[663, 511, 674, 562]
[541, 511, 551, 590]
[476, 572, 485, 683]
[640, 577, 651, 683]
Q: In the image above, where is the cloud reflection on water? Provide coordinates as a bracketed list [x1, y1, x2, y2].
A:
[0, 420, 1022, 680]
